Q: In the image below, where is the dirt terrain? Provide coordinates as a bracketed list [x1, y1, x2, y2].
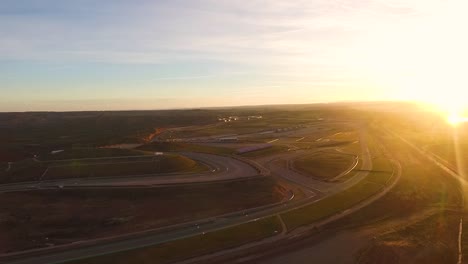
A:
[0, 178, 286, 253]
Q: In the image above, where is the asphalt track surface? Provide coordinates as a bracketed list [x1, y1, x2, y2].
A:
[255, 126, 372, 195]
[0, 123, 375, 264]
[0, 152, 258, 193]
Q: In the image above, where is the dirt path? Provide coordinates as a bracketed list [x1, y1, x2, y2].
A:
[261, 230, 369, 264]
[256, 207, 443, 264]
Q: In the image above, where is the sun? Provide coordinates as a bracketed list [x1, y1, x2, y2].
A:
[346, 0, 468, 117]
[420, 97, 468, 126]
[445, 107, 468, 126]
[448, 113, 463, 126]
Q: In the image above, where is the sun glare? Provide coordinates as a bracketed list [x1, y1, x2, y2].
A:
[348, 0, 468, 120]
[448, 113, 462, 125]
[420, 97, 467, 126]
[446, 109, 468, 126]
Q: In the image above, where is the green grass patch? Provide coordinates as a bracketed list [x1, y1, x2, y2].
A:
[293, 151, 356, 180]
[65, 217, 281, 264]
[371, 157, 393, 172]
[336, 158, 363, 182]
[338, 141, 361, 155]
[317, 130, 360, 152]
[282, 181, 383, 230]
[366, 133, 387, 158]
[365, 158, 393, 185]
[44, 154, 206, 180]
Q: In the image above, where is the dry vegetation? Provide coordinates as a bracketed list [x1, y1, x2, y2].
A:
[357, 211, 460, 264]
[67, 216, 282, 264]
[0, 178, 285, 253]
[328, 124, 463, 263]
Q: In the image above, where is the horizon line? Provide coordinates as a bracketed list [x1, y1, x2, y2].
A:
[0, 100, 421, 114]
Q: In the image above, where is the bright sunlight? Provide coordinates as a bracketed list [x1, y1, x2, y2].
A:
[447, 111, 468, 126]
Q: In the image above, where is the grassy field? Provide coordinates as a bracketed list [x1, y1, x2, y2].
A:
[325, 125, 463, 263]
[293, 151, 356, 180]
[364, 158, 394, 185]
[331, 162, 462, 231]
[281, 156, 394, 230]
[315, 130, 360, 150]
[0, 110, 219, 149]
[281, 182, 383, 230]
[333, 129, 463, 227]
[138, 142, 234, 155]
[165, 118, 307, 139]
[338, 141, 361, 155]
[39, 148, 150, 161]
[66, 217, 281, 264]
[44, 154, 206, 180]
[0, 149, 32, 162]
[0, 178, 285, 253]
[0, 154, 205, 183]
[425, 141, 468, 175]
[357, 211, 460, 264]
[0, 159, 47, 183]
[336, 158, 362, 182]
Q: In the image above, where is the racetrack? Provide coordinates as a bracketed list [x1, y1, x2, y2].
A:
[0, 122, 388, 264]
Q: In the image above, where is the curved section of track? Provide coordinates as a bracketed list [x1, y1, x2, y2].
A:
[255, 126, 372, 195]
[0, 152, 259, 193]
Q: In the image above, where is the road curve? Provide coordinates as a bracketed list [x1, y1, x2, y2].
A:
[0, 152, 258, 193]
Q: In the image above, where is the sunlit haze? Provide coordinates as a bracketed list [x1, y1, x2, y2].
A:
[448, 112, 468, 126]
[3, 2, 468, 261]
[1, 0, 467, 111]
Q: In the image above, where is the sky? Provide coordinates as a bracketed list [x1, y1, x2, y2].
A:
[1, 0, 467, 111]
